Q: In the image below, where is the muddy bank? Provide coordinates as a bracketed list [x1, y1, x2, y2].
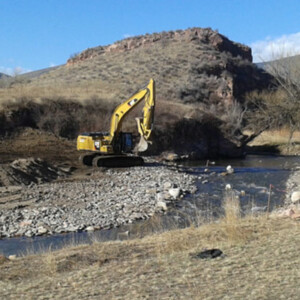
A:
[0, 158, 70, 186]
[0, 163, 197, 238]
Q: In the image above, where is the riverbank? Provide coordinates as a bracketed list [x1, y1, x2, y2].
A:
[1, 213, 300, 299]
[0, 162, 197, 238]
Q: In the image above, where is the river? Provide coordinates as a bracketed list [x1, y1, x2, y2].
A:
[0, 155, 299, 256]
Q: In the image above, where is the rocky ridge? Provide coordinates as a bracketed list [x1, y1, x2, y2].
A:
[67, 27, 252, 65]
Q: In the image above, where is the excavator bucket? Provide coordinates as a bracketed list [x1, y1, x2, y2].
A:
[135, 135, 149, 152]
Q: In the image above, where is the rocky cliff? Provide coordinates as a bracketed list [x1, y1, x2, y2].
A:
[67, 28, 252, 64]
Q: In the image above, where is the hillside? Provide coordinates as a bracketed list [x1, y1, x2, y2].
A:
[256, 54, 300, 70]
[18, 65, 61, 80]
[23, 27, 271, 105]
[0, 28, 274, 159]
[0, 73, 10, 79]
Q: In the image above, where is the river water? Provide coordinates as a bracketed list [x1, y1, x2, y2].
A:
[0, 155, 299, 256]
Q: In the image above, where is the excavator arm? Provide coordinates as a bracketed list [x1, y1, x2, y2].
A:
[135, 79, 155, 140]
[109, 78, 155, 151]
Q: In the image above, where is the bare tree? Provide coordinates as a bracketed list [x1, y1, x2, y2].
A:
[266, 56, 300, 145]
[246, 55, 300, 152]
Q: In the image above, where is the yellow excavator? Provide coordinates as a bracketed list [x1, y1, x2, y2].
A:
[77, 79, 155, 167]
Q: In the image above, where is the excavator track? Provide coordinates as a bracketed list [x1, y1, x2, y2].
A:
[80, 154, 144, 168]
[79, 153, 97, 166]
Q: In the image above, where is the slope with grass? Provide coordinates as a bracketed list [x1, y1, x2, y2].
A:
[1, 215, 299, 299]
[27, 27, 270, 105]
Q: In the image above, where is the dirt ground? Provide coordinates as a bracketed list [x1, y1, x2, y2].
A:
[0, 128, 79, 166]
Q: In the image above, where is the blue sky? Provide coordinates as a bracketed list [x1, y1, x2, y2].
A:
[1, 0, 300, 74]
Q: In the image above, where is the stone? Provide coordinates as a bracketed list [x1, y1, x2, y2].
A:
[163, 182, 172, 190]
[168, 188, 180, 199]
[156, 201, 167, 211]
[86, 226, 95, 231]
[8, 255, 17, 260]
[226, 165, 234, 174]
[190, 186, 197, 194]
[225, 184, 232, 190]
[25, 231, 33, 237]
[19, 220, 32, 227]
[37, 226, 48, 235]
[291, 191, 300, 203]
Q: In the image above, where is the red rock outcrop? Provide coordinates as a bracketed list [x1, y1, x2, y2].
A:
[67, 27, 252, 66]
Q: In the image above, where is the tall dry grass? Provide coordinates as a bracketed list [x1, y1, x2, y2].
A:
[220, 190, 250, 244]
[247, 128, 300, 145]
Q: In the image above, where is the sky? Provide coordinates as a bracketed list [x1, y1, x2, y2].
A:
[1, 0, 300, 75]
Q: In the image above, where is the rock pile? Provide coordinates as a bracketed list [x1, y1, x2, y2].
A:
[0, 165, 196, 238]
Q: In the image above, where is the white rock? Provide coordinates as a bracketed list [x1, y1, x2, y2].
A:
[157, 201, 167, 211]
[163, 182, 172, 190]
[86, 226, 95, 231]
[8, 255, 17, 260]
[291, 191, 300, 203]
[168, 188, 180, 199]
[226, 165, 234, 174]
[225, 184, 232, 190]
[37, 226, 48, 235]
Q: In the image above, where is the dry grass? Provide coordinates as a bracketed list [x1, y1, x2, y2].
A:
[220, 191, 248, 244]
[247, 128, 300, 155]
[1, 213, 300, 299]
[0, 80, 122, 106]
[248, 128, 300, 145]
